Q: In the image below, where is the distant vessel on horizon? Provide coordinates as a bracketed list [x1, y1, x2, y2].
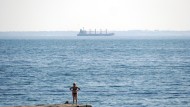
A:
[77, 28, 114, 36]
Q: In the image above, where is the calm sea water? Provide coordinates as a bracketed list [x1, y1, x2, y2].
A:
[0, 39, 190, 107]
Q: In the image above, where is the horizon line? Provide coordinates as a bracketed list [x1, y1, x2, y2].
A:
[1, 30, 190, 32]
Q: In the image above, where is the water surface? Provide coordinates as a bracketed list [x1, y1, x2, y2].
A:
[0, 39, 190, 107]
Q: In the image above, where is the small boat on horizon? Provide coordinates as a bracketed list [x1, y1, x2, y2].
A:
[77, 28, 114, 36]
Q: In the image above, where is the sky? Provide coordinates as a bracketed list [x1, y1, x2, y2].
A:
[0, 0, 190, 31]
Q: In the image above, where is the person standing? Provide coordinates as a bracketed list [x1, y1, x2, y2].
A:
[70, 83, 80, 104]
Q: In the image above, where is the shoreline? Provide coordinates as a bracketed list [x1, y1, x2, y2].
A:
[3, 104, 92, 107]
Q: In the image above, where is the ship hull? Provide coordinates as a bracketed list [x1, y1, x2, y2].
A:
[77, 33, 114, 36]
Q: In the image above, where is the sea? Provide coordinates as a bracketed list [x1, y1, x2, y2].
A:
[0, 36, 190, 107]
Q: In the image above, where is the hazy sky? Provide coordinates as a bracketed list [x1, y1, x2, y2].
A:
[0, 0, 190, 31]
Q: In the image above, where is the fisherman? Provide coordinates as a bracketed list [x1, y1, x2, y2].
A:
[70, 82, 80, 104]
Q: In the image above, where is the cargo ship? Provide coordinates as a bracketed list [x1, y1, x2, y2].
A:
[77, 28, 114, 36]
